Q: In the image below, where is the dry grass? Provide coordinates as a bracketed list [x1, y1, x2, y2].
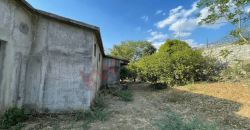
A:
[174, 82, 250, 118]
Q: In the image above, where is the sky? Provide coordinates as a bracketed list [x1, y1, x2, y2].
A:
[25, 0, 250, 51]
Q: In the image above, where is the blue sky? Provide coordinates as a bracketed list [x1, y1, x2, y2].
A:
[26, 0, 250, 51]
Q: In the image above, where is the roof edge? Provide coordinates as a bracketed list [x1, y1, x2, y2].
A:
[104, 55, 130, 62]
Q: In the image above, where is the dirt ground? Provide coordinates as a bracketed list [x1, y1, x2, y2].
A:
[17, 82, 250, 130]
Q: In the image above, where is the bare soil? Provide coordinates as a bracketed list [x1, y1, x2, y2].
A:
[16, 81, 250, 130]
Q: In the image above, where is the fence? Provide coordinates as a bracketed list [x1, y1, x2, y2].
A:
[193, 24, 250, 50]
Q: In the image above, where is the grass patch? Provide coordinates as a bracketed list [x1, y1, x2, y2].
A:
[0, 103, 29, 129]
[168, 89, 181, 102]
[103, 88, 134, 102]
[70, 86, 134, 129]
[69, 98, 113, 130]
[186, 83, 196, 91]
[153, 107, 230, 130]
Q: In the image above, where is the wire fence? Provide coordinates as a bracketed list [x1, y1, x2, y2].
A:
[193, 25, 250, 50]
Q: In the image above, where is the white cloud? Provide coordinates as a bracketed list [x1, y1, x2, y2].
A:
[135, 27, 141, 31]
[152, 41, 165, 49]
[244, 6, 250, 14]
[181, 2, 198, 18]
[170, 6, 183, 15]
[155, 13, 182, 28]
[147, 29, 152, 32]
[146, 31, 168, 42]
[183, 39, 197, 47]
[150, 31, 157, 36]
[156, 10, 162, 14]
[163, 13, 166, 15]
[141, 15, 148, 22]
[169, 18, 199, 31]
[173, 32, 192, 38]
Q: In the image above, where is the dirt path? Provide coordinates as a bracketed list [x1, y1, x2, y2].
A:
[20, 82, 250, 130]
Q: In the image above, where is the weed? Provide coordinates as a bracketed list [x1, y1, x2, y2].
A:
[209, 76, 220, 82]
[52, 124, 60, 130]
[0, 106, 29, 129]
[13, 122, 24, 130]
[107, 89, 134, 102]
[69, 98, 113, 129]
[168, 90, 181, 102]
[221, 67, 234, 75]
[187, 84, 196, 90]
[202, 87, 208, 92]
[153, 107, 229, 130]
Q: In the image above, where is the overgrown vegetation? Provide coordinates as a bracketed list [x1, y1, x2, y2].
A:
[68, 86, 134, 129]
[101, 86, 134, 102]
[69, 98, 113, 129]
[136, 39, 218, 87]
[0, 103, 29, 129]
[154, 107, 230, 130]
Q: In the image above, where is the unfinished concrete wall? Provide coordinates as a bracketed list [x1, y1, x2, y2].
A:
[23, 16, 94, 113]
[202, 42, 250, 68]
[0, 0, 35, 114]
[102, 58, 121, 87]
[0, 0, 96, 114]
[90, 35, 103, 104]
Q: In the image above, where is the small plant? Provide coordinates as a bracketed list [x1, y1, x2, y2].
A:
[70, 98, 113, 129]
[168, 90, 181, 102]
[221, 67, 233, 75]
[0, 106, 29, 129]
[107, 88, 134, 102]
[209, 76, 220, 82]
[187, 84, 196, 90]
[202, 87, 208, 92]
[153, 107, 228, 130]
[13, 122, 24, 130]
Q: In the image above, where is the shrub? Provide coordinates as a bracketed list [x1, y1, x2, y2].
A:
[137, 39, 218, 87]
[0, 106, 29, 129]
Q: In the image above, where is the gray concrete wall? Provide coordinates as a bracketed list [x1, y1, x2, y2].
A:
[201, 42, 250, 68]
[0, 0, 35, 114]
[0, 0, 96, 114]
[90, 35, 103, 104]
[102, 58, 121, 87]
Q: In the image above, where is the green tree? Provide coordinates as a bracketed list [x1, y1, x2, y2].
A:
[137, 39, 218, 87]
[159, 39, 191, 54]
[107, 40, 151, 61]
[196, 0, 250, 44]
[143, 44, 157, 56]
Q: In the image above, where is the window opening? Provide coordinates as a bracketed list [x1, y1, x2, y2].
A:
[99, 53, 100, 62]
[94, 44, 96, 57]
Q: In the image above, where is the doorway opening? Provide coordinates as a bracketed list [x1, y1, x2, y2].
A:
[0, 40, 6, 106]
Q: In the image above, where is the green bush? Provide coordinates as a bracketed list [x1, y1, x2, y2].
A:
[0, 106, 29, 129]
[153, 107, 228, 130]
[137, 39, 218, 87]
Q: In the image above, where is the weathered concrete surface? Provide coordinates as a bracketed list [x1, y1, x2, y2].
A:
[0, 0, 96, 114]
[102, 57, 121, 87]
[201, 42, 250, 68]
[0, 0, 129, 115]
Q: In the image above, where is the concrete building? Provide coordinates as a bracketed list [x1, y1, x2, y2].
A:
[0, 0, 129, 114]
